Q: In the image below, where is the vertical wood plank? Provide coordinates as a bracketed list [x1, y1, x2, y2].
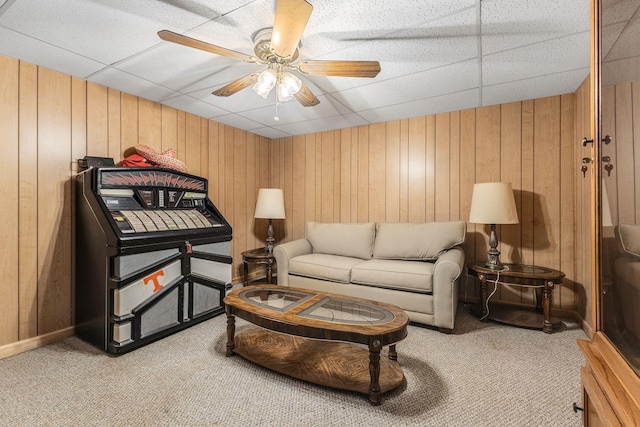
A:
[340, 128, 352, 223]
[120, 93, 138, 160]
[435, 113, 450, 221]
[369, 123, 386, 223]
[107, 89, 121, 162]
[0, 55, 19, 345]
[560, 93, 576, 309]
[408, 117, 426, 223]
[521, 100, 535, 266]
[425, 115, 436, 222]
[207, 120, 220, 206]
[18, 61, 39, 340]
[385, 120, 401, 223]
[37, 67, 72, 334]
[500, 102, 522, 302]
[71, 78, 87, 171]
[358, 126, 369, 222]
[450, 111, 461, 221]
[321, 131, 334, 222]
[161, 105, 178, 154]
[138, 99, 162, 154]
[292, 135, 306, 240]
[459, 109, 476, 297]
[399, 119, 409, 223]
[86, 82, 108, 157]
[185, 113, 201, 176]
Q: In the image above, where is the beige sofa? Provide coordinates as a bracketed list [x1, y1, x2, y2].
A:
[614, 224, 640, 341]
[273, 221, 466, 332]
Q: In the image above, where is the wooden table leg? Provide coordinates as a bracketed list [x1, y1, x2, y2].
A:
[542, 280, 554, 334]
[266, 258, 273, 284]
[243, 260, 249, 287]
[226, 306, 236, 356]
[388, 344, 398, 361]
[479, 274, 488, 321]
[368, 339, 382, 405]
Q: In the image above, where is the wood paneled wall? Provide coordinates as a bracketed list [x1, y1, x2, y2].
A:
[271, 96, 581, 311]
[0, 51, 592, 354]
[0, 54, 270, 349]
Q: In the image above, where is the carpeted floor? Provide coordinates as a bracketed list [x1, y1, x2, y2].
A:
[0, 305, 587, 426]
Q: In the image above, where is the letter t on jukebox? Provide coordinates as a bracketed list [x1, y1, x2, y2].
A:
[75, 166, 232, 354]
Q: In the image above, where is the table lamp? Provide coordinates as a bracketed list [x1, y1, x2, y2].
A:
[469, 182, 519, 270]
[254, 188, 286, 253]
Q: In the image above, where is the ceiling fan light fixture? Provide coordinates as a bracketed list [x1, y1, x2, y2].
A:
[252, 68, 278, 98]
[280, 71, 302, 95]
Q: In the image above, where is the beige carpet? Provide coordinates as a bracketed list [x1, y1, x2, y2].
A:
[0, 305, 587, 426]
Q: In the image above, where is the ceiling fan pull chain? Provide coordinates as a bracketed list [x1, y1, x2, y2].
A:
[274, 97, 280, 121]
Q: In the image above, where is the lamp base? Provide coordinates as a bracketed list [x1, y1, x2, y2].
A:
[484, 224, 503, 270]
[265, 219, 274, 254]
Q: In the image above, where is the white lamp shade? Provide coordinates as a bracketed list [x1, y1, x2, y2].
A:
[469, 182, 519, 225]
[254, 188, 286, 219]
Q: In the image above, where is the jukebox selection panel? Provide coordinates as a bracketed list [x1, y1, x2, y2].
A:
[96, 169, 225, 235]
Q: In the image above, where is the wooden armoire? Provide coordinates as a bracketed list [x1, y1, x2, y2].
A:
[578, 0, 640, 425]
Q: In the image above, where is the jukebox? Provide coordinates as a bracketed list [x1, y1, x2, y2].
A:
[75, 166, 232, 354]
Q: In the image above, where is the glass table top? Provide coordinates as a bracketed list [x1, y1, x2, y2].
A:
[238, 287, 395, 325]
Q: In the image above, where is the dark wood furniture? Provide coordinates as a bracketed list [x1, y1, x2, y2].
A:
[467, 263, 565, 333]
[241, 247, 275, 286]
[224, 284, 409, 405]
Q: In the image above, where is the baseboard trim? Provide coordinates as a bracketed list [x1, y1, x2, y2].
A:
[0, 327, 75, 360]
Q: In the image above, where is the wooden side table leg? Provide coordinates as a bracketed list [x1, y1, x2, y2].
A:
[542, 281, 554, 334]
[368, 339, 382, 405]
[243, 259, 249, 287]
[388, 344, 398, 361]
[479, 274, 488, 321]
[225, 306, 236, 356]
[267, 258, 273, 284]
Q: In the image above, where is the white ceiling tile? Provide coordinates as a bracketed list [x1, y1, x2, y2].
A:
[273, 113, 369, 136]
[152, 94, 230, 119]
[602, 0, 640, 26]
[602, 55, 640, 86]
[0, 0, 225, 64]
[605, 14, 640, 62]
[328, 59, 479, 111]
[0, 26, 105, 78]
[482, 32, 589, 86]
[482, 68, 589, 107]
[238, 94, 352, 127]
[358, 88, 481, 124]
[88, 67, 177, 102]
[481, 0, 590, 55]
[211, 114, 264, 130]
[248, 127, 293, 139]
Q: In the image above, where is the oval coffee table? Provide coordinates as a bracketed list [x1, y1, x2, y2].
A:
[224, 284, 409, 405]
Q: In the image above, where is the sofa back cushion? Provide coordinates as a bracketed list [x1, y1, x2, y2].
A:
[306, 222, 375, 260]
[619, 224, 640, 259]
[373, 221, 466, 260]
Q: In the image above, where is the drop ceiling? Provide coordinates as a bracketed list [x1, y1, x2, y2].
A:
[0, 0, 591, 138]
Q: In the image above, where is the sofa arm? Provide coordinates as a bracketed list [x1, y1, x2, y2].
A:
[432, 246, 465, 330]
[273, 239, 313, 286]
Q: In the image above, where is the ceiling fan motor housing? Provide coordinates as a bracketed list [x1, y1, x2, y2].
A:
[253, 28, 299, 63]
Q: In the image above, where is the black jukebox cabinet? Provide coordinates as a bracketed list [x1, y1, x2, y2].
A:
[75, 167, 232, 354]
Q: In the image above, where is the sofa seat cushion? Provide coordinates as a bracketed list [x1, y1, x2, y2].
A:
[351, 259, 434, 294]
[289, 254, 365, 284]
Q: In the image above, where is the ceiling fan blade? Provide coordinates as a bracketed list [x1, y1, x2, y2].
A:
[294, 83, 320, 107]
[298, 60, 381, 78]
[213, 73, 260, 97]
[158, 30, 256, 63]
[271, 0, 313, 58]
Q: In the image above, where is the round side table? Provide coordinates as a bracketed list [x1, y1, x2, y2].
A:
[241, 248, 275, 286]
[467, 263, 565, 333]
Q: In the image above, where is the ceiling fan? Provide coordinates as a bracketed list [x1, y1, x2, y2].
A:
[158, 0, 381, 107]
